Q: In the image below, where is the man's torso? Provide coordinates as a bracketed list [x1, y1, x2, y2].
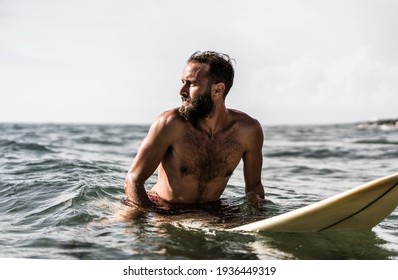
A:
[150, 109, 251, 203]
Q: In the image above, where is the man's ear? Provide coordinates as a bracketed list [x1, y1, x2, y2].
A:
[213, 83, 225, 96]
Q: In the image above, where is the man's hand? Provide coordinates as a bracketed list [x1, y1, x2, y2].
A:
[246, 191, 265, 210]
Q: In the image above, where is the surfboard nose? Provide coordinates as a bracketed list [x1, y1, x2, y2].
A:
[230, 173, 398, 232]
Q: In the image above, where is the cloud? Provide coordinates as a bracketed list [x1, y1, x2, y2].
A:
[1, 0, 398, 124]
[248, 46, 398, 124]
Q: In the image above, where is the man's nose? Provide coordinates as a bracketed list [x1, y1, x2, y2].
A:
[179, 84, 188, 97]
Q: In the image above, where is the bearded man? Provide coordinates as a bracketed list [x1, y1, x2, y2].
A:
[123, 51, 264, 213]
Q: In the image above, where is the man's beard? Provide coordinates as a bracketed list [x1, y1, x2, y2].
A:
[178, 91, 214, 122]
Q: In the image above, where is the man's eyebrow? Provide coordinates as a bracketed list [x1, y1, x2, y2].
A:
[181, 78, 197, 84]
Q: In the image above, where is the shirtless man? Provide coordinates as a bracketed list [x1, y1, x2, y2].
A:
[123, 51, 264, 213]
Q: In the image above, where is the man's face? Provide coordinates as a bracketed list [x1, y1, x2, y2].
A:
[178, 62, 214, 122]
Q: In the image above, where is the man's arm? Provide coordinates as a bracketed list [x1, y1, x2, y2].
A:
[242, 119, 265, 201]
[124, 112, 175, 209]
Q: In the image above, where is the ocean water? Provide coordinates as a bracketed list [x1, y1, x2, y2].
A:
[1, 122, 398, 260]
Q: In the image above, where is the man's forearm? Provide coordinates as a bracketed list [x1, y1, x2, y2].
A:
[124, 173, 153, 208]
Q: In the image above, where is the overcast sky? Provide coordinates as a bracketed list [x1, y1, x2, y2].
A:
[1, 0, 397, 125]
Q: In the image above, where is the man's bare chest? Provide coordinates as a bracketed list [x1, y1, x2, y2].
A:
[171, 130, 244, 181]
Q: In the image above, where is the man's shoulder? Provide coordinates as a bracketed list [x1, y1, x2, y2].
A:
[228, 109, 262, 129]
[156, 108, 185, 125]
[151, 108, 186, 132]
[156, 108, 180, 120]
[228, 109, 264, 146]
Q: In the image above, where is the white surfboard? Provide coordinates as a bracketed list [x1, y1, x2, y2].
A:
[230, 173, 398, 232]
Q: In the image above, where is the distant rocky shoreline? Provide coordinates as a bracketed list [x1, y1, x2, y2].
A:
[356, 118, 398, 129]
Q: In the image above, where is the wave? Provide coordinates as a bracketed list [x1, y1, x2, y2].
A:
[354, 139, 398, 145]
[0, 140, 55, 154]
[266, 147, 351, 159]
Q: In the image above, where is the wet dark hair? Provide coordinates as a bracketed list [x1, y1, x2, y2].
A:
[187, 51, 235, 97]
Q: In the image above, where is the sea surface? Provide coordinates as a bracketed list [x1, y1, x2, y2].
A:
[1, 122, 398, 260]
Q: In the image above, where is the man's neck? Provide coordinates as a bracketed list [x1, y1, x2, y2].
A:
[196, 104, 229, 139]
